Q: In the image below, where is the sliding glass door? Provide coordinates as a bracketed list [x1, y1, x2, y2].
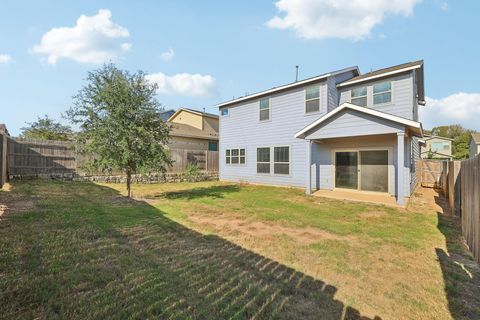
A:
[335, 150, 389, 192]
[335, 152, 358, 189]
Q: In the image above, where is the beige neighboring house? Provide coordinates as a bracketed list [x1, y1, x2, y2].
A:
[420, 135, 453, 160]
[469, 133, 480, 158]
[165, 108, 219, 151]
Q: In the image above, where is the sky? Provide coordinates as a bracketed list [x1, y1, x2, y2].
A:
[1, 0, 480, 136]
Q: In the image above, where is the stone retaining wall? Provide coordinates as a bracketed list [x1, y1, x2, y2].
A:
[10, 171, 219, 184]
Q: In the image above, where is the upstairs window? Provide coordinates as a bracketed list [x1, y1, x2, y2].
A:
[274, 146, 290, 175]
[221, 108, 229, 116]
[305, 85, 320, 113]
[373, 81, 392, 105]
[226, 148, 246, 165]
[351, 86, 367, 107]
[259, 98, 270, 121]
[431, 142, 449, 151]
[256, 147, 270, 174]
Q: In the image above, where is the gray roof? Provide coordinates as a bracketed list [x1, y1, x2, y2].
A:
[159, 110, 175, 121]
[471, 133, 480, 144]
[340, 60, 423, 85]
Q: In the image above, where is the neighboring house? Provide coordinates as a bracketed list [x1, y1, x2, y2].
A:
[160, 109, 175, 121]
[167, 108, 219, 151]
[469, 133, 480, 158]
[217, 61, 425, 205]
[420, 135, 453, 160]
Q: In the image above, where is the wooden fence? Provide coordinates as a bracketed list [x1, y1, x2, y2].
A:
[7, 137, 219, 177]
[0, 124, 8, 188]
[459, 155, 480, 264]
[418, 157, 480, 264]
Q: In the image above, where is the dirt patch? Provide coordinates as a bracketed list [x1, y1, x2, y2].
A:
[187, 214, 352, 245]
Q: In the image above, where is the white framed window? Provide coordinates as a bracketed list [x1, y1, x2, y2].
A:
[373, 81, 392, 105]
[226, 148, 246, 165]
[305, 85, 320, 113]
[274, 146, 290, 175]
[256, 147, 270, 174]
[351, 86, 367, 107]
[221, 108, 229, 116]
[259, 98, 270, 121]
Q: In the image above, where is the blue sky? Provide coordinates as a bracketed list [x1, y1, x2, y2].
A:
[1, 0, 480, 135]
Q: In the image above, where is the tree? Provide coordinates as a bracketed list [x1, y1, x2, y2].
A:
[21, 115, 73, 141]
[429, 124, 476, 160]
[67, 64, 171, 197]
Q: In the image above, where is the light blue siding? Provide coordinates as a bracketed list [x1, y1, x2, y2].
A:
[338, 72, 415, 120]
[219, 81, 330, 188]
[304, 110, 403, 140]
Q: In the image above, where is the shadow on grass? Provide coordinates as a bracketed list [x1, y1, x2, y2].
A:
[434, 190, 480, 319]
[151, 184, 241, 200]
[0, 181, 381, 319]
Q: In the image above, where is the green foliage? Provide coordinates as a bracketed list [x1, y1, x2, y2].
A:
[67, 64, 172, 196]
[184, 163, 200, 181]
[20, 115, 73, 141]
[429, 124, 476, 160]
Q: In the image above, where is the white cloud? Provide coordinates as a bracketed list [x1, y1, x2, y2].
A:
[0, 54, 14, 64]
[421, 93, 480, 130]
[32, 9, 131, 65]
[146, 72, 216, 97]
[440, 2, 448, 11]
[266, 0, 422, 40]
[159, 47, 175, 61]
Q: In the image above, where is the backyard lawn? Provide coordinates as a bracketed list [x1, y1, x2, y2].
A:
[0, 180, 478, 319]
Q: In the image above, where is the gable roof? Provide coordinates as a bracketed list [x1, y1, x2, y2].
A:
[159, 109, 175, 121]
[168, 108, 218, 122]
[295, 102, 423, 139]
[337, 60, 423, 87]
[213, 66, 360, 109]
[424, 135, 454, 142]
[471, 133, 480, 144]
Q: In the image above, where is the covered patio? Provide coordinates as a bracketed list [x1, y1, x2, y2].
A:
[295, 103, 423, 206]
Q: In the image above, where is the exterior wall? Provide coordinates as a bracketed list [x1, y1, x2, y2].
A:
[304, 110, 403, 140]
[219, 80, 330, 188]
[203, 116, 219, 133]
[420, 137, 452, 159]
[169, 136, 210, 150]
[170, 110, 203, 129]
[470, 140, 480, 159]
[338, 72, 415, 120]
[312, 134, 398, 196]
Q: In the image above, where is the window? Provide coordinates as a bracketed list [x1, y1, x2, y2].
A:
[259, 98, 270, 121]
[305, 85, 320, 113]
[373, 81, 392, 105]
[221, 108, 229, 116]
[257, 147, 270, 174]
[225, 148, 246, 165]
[208, 141, 218, 151]
[351, 86, 367, 107]
[274, 146, 290, 175]
[431, 142, 449, 152]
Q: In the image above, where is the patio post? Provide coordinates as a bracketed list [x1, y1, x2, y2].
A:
[306, 140, 312, 195]
[397, 132, 405, 205]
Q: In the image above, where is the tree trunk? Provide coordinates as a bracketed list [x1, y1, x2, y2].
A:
[126, 168, 132, 198]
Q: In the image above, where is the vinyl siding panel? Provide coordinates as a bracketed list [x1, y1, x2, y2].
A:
[219, 82, 328, 188]
[304, 110, 403, 140]
[338, 73, 414, 120]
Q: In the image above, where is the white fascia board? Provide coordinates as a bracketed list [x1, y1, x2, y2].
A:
[337, 65, 422, 88]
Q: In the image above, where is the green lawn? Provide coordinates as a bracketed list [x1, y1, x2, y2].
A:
[0, 180, 478, 319]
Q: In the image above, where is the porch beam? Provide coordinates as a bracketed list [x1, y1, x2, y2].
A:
[306, 140, 312, 195]
[397, 132, 405, 205]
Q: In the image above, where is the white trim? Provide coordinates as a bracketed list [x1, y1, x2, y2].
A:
[273, 145, 291, 176]
[304, 84, 321, 114]
[337, 64, 422, 88]
[214, 66, 359, 108]
[225, 147, 247, 166]
[256, 146, 271, 175]
[294, 102, 423, 139]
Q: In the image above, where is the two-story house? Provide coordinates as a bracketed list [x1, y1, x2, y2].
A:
[420, 135, 453, 160]
[216, 61, 425, 205]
